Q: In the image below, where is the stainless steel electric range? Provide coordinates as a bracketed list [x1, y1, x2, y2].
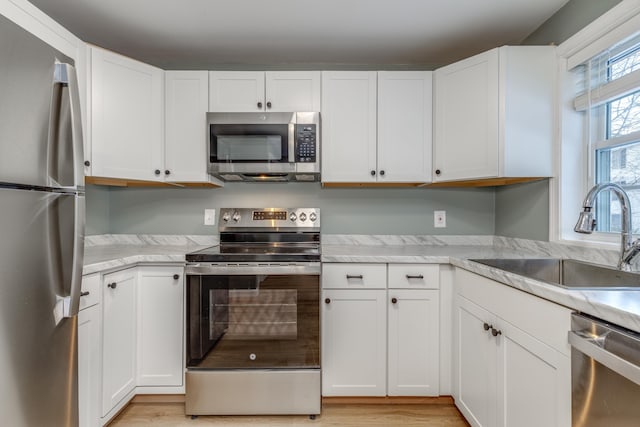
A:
[184, 208, 321, 416]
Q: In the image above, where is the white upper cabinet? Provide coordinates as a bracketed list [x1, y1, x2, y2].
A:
[90, 46, 164, 181]
[322, 71, 432, 184]
[433, 46, 555, 183]
[209, 71, 320, 112]
[377, 71, 432, 183]
[209, 71, 264, 112]
[321, 71, 378, 183]
[265, 71, 321, 112]
[164, 71, 211, 182]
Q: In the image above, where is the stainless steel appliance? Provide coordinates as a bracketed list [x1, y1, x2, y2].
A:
[207, 112, 320, 182]
[185, 208, 321, 416]
[0, 14, 84, 427]
[570, 313, 640, 426]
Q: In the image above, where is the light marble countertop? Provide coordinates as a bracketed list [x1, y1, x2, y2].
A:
[322, 242, 640, 333]
[82, 234, 640, 333]
[82, 235, 217, 275]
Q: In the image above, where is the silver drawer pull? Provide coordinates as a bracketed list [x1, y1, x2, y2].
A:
[346, 274, 363, 279]
[406, 274, 424, 279]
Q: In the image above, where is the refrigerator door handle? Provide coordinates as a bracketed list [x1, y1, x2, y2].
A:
[65, 195, 85, 318]
[52, 62, 84, 191]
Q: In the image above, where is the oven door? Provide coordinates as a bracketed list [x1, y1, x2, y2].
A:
[207, 112, 296, 173]
[186, 263, 320, 370]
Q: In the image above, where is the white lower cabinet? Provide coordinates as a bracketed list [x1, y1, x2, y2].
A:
[322, 263, 440, 397]
[78, 274, 101, 427]
[322, 288, 387, 396]
[101, 268, 137, 416]
[136, 266, 184, 387]
[454, 268, 571, 427]
[388, 289, 439, 396]
[78, 265, 186, 426]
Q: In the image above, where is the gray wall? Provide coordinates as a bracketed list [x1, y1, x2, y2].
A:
[522, 0, 621, 45]
[494, 180, 550, 241]
[85, 184, 110, 235]
[96, 183, 495, 235]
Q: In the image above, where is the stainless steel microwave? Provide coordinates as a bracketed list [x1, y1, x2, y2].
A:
[207, 112, 320, 182]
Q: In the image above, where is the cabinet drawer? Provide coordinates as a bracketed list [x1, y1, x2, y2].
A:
[80, 274, 100, 311]
[322, 263, 386, 289]
[388, 264, 439, 289]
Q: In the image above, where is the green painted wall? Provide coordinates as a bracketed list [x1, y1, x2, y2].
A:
[494, 180, 550, 241]
[97, 183, 495, 235]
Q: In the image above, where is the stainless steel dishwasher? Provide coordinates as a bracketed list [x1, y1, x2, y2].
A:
[569, 313, 640, 427]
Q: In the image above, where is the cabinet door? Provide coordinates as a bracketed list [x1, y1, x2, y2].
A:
[377, 71, 432, 183]
[321, 71, 377, 183]
[78, 304, 101, 427]
[433, 49, 499, 181]
[102, 268, 137, 416]
[496, 320, 571, 427]
[165, 71, 209, 182]
[91, 47, 163, 181]
[455, 295, 496, 427]
[322, 289, 386, 396]
[265, 71, 321, 112]
[388, 289, 439, 396]
[209, 71, 265, 112]
[137, 266, 184, 387]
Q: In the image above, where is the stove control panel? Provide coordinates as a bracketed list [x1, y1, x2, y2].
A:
[219, 208, 320, 230]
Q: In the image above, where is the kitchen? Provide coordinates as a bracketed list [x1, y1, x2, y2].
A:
[2, 0, 640, 426]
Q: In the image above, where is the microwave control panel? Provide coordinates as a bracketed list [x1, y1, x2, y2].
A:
[294, 124, 317, 163]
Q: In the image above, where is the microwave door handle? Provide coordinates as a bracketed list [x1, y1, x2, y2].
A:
[288, 123, 295, 163]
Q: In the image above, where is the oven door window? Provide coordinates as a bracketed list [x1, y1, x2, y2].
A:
[188, 274, 319, 370]
[210, 124, 289, 163]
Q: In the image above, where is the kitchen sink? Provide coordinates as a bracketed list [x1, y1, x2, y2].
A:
[469, 258, 640, 290]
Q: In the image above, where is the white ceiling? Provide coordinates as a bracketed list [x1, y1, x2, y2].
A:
[30, 0, 570, 70]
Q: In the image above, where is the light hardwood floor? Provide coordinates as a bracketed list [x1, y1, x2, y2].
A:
[110, 401, 470, 426]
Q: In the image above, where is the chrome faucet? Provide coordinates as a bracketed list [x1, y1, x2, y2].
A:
[575, 183, 640, 271]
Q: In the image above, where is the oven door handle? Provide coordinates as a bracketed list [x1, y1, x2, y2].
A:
[569, 330, 640, 386]
[185, 263, 321, 276]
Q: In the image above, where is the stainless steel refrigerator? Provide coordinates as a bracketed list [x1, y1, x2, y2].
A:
[0, 13, 85, 427]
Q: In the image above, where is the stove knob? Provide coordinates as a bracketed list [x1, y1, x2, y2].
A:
[289, 212, 297, 222]
[232, 211, 241, 222]
[299, 212, 307, 222]
[309, 212, 317, 222]
[222, 212, 231, 222]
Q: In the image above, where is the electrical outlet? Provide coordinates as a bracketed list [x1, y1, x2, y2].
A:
[434, 210, 446, 228]
[204, 209, 216, 226]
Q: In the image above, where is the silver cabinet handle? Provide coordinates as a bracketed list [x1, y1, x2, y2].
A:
[406, 274, 424, 279]
[569, 331, 640, 386]
[346, 274, 363, 279]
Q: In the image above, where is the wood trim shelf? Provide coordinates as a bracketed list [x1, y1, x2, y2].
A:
[85, 176, 222, 188]
[423, 177, 547, 188]
[322, 182, 425, 188]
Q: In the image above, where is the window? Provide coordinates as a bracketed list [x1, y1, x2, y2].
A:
[574, 33, 640, 235]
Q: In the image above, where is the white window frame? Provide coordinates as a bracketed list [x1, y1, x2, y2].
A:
[552, 0, 640, 249]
